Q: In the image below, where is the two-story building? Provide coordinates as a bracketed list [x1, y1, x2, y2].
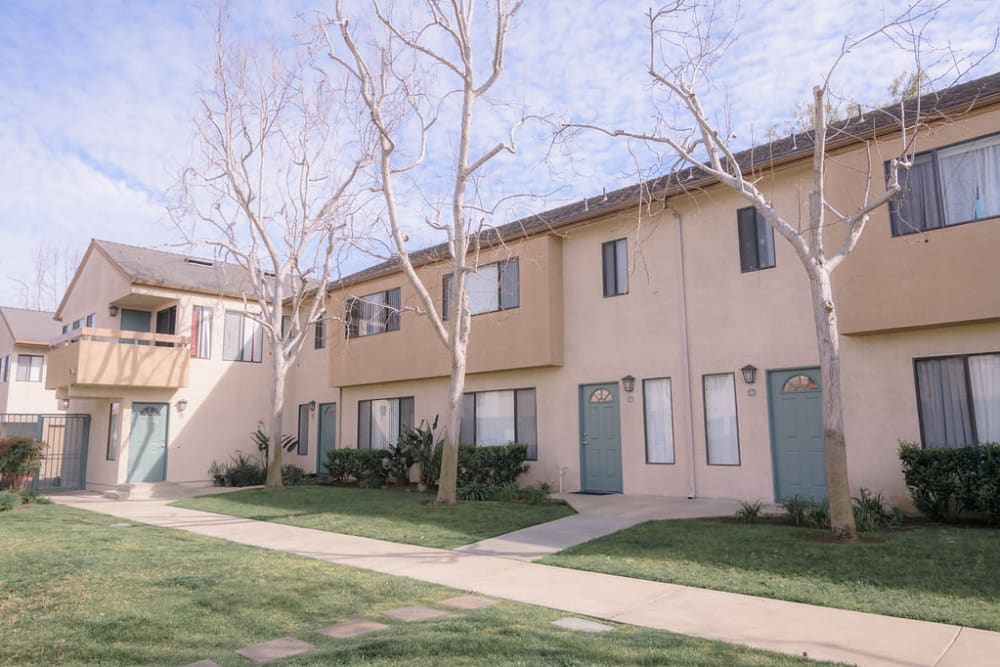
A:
[323, 71, 1000, 505]
[45, 240, 328, 494]
[0, 306, 62, 415]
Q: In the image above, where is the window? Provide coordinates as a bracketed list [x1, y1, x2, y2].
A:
[442, 258, 520, 319]
[15, 354, 43, 382]
[61, 324, 68, 335]
[704, 373, 740, 465]
[737, 207, 775, 272]
[459, 388, 537, 460]
[85, 313, 96, 327]
[0, 355, 7, 383]
[915, 353, 1000, 447]
[643, 378, 674, 464]
[890, 133, 1000, 236]
[602, 238, 628, 296]
[72, 319, 81, 330]
[107, 402, 120, 461]
[222, 311, 263, 362]
[346, 287, 400, 338]
[191, 306, 212, 359]
[358, 396, 414, 449]
[297, 403, 310, 455]
[314, 320, 326, 349]
[281, 315, 292, 339]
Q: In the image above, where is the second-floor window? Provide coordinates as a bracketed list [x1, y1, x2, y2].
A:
[737, 207, 776, 272]
[346, 287, 400, 338]
[314, 320, 326, 349]
[358, 396, 414, 449]
[191, 306, 212, 359]
[602, 238, 628, 297]
[223, 311, 263, 363]
[890, 132, 1000, 236]
[0, 355, 8, 382]
[16, 354, 43, 382]
[442, 258, 520, 319]
[85, 313, 96, 327]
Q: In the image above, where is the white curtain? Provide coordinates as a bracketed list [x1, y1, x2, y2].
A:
[476, 390, 515, 445]
[360, 291, 386, 336]
[917, 358, 973, 447]
[644, 378, 674, 463]
[938, 134, 1000, 225]
[969, 354, 1000, 443]
[704, 374, 739, 465]
[467, 265, 499, 314]
[370, 398, 400, 450]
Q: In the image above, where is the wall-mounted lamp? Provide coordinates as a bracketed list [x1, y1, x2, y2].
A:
[741, 364, 758, 385]
[621, 375, 636, 393]
[176, 399, 189, 413]
[308, 400, 317, 412]
[59, 398, 70, 410]
[108, 305, 119, 317]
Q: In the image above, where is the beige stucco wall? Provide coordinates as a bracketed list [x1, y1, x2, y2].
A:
[0, 343, 62, 413]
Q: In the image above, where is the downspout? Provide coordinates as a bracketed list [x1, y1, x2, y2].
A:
[666, 200, 698, 499]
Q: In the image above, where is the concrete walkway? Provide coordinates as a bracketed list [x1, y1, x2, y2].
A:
[52, 492, 1000, 667]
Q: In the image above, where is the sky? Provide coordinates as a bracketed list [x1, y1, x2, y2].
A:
[1, 0, 998, 309]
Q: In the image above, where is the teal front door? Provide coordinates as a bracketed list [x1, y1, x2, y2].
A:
[128, 402, 168, 483]
[768, 368, 825, 501]
[579, 383, 623, 493]
[317, 403, 337, 474]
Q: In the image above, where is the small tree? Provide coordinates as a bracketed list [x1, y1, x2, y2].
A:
[177, 14, 365, 487]
[317, 0, 527, 504]
[572, 2, 988, 537]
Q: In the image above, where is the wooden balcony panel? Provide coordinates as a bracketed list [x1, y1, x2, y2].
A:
[46, 328, 190, 390]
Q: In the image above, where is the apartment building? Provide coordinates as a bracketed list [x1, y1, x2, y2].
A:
[8, 72, 998, 503]
[326, 72, 1000, 505]
[44, 240, 327, 493]
[0, 306, 62, 414]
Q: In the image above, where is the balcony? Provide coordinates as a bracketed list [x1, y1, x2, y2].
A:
[46, 328, 190, 393]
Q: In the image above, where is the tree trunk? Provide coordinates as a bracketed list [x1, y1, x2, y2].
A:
[808, 265, 856, 539]
[266, 351, 286, 488]
[436, 322, 469, 505]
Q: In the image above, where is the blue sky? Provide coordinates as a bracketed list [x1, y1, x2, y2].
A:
[1, 0, 998, 308]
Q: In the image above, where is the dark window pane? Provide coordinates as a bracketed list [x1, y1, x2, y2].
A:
[460, 393, 476, 444]
[499, 259, 520, 309]
[515, 389, 538, 460]
[755, 213, 775, 269]
[602, 241, 616, 296]
[386, 288, 401, 332]
[737, 207, 759, 272]
[358, 400, 372, 449]
[298, 404, 310, 455]
[399, 396, 414, 433]
[891, 153, 942, 235]
[442, 273, 452, 320]
[917, 358, 974, 447]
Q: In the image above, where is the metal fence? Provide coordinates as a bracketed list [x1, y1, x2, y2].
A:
[0, 414, 90, 492]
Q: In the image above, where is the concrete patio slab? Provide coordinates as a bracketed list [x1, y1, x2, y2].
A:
[383, 606, 449, 622]
[316, 619, 388, 639]
[552, 617, 614, 633]
[235, 637, 313, 662]
[438, 595, 497, 609]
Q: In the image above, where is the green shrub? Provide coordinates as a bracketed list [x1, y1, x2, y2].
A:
[0, 490, 21, 511]
[323, 449, 390, 487]
[457, 482, 492, 501]
[807, 500, 831, 529]
[494, 481, 521, 503]
[735, 499, 763, 525]
[281, 465, 306, 486]
[225, 453, 265, 487]
[852, 488, 891, 532]
[397, 418, 442, 488]
[324, 449, 358, 482]
[899, 442, 1000, 522]
[428, 442, 529, 488]
[21, 493, 52, 505]
[781, 495, 813, 526]
[519, 482, 552, 506]
[0, 437, 46, 493]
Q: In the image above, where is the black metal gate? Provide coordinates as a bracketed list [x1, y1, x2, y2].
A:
[0, 414, 90, 492]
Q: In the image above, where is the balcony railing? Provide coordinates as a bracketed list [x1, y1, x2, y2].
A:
[46, 327, 190, 391]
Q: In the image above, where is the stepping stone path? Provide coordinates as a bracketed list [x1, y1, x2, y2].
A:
[317, 619, 388, 639]
[439, 595, 497, 610]
[236, 637, 314, 663]
[551, 617, 614, 633]
[186, 596, 500, 665]
[383, 605, 450, 622]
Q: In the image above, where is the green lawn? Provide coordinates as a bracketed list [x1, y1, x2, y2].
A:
[541, 519, 1000, 631]
[173, 485, 575, 549]
[0, 504, 830, 666]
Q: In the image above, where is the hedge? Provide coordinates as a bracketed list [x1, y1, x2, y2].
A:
[899, 442, 1000, 522]
[0, 437, 45, 493]
[325, 442, 529, 489]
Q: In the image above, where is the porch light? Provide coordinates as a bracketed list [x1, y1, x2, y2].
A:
[621, 375, 636, 393]
[59, 398, 70, 410]
[176, 399, 189, 413]
[108, 304, 119, 317]
[308, 400, 317, 412]
[741, 364, 758, 385]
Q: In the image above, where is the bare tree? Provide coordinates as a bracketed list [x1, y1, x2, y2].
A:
[176, 13, 366, 487]
[317, 0, 526, 505]
[571, 2, 991, 538]
[10, 241, 81, 312]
